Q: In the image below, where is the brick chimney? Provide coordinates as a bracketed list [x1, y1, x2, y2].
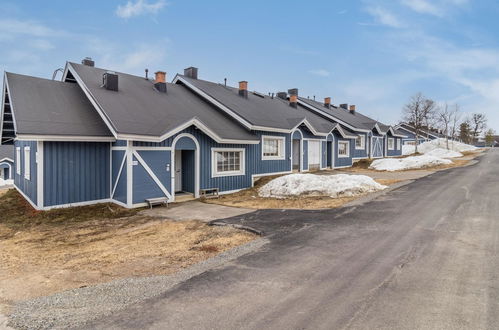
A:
[324, 97, 331, 109]
[277, 92, 287, 100]
[288, 88, 298, 108]
[154, 71, 167, 93]
[349, 105, 356, 114]
[184, 67, 198, 79]
[82, 57, 95, 67]
[239, 81, 248, 98]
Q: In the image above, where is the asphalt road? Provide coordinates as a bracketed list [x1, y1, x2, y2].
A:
[86, 150, 498, 330]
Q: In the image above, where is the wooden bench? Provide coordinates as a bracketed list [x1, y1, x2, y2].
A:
[145, 197, 169, 209]
[200, 188, 220, 199]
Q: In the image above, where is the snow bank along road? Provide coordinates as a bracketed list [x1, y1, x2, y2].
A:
[85, 150, 497, 330]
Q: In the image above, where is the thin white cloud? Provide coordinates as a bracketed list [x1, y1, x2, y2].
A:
[116, 0, 166, 18]
[365, 6, 404, 28]
[308, 69, 330, 77]
[0, 18, 66, 37]
[401, 0, 443, 17]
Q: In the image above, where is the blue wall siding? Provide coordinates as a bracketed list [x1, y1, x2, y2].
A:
[303, 140, 308, 171]
[132, 150, 171, 204]
[113, 140, 127, 147]
[133, 126, 292, 193]
[111, 150, 127, 204]
[322, 141, 327, 168]
[14, 140, 37, 205]
[387, 137, 403, 157]
[334, 134, 354, 168]
[353, 133, 368, 158]
[43, 142, 110, 207]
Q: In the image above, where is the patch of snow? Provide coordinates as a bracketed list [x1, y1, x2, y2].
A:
[370, 155, 452, 172]
[258, 173, 386, 199]
[425, 148, 462, 158]
[0, 178, 13, 187]
[403, 138, 477, 156]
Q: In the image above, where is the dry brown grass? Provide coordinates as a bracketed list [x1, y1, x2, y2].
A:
[375, 178, 402, 186]
[204, 174, 388, 210]
[0, 190, 255, 307]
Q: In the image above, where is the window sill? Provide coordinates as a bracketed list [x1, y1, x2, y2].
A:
[262, 156, 285, 161]
[212, 171, 245, 178]
[338, 155, 350, 158]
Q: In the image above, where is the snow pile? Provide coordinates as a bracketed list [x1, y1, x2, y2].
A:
[403, 138, 477, 156]
[0, 178, 13, 187]
[370, 155, 452, 171]
[425, 148, 462, 158]
[258, 173, 386, 199]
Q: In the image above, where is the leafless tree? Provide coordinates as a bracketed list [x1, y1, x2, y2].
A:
[449, 104, 461, 146]
[437, 103, 452, 149]
[403, 93, 438, 153]
[470, 113, 487, 142]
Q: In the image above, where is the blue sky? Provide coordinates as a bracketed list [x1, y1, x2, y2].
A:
[1, 0, 499, 130]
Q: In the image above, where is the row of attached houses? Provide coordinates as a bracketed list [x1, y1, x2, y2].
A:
[0, 59, 406, 210]
[395, 123, 444, 145]
[0, 145, 13, 181]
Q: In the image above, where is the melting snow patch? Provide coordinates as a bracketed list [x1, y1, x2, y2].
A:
[0, 178, 13, 187]
[370, 155, 452, 172]
[402, 138, 477, 156]
[425, 148, 462, 158]
[258, 173, 386, 199]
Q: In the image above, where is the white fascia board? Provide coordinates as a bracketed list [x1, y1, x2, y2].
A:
[117, 118, 260, 145]
[15, 134, 116, 142]
[333, 125, 357, 139]
[291, 118, 328, 137]
[2, 73, 18, 133]
[297, 100, 370, 133]
[388, 127, 408, 138]
[67, 63, 119, 138]
[400, 123, 440, 139]
[174, 76, 253, 130]
[0, 157, 13, 163]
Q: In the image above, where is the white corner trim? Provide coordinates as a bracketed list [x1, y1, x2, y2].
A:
[133, 150, 172, 200]
[36, 141, 43, 208]
[126, 141, 133, 207]
[211, 147, 246, 178]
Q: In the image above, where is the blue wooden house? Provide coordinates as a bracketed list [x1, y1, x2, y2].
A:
[395, 123, 441, 145]
[0, 145, 13, 181]
[1, 59, 403, 210]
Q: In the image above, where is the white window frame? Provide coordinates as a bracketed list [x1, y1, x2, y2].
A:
[261, 135, 286, 160]
[355, 135, 365, 150]
[338, 141, 350, 158]
[16, 147, 21, 175]
[388, 138, 395, 150]
[211, 148, 245, 178]
[396, 138, 401, 150]
[24, 147, 31, 180]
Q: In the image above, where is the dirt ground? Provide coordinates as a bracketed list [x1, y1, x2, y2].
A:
[0, 190, 255, 313]
[205, 151, 483, 210]
[204, 174, 390, 210]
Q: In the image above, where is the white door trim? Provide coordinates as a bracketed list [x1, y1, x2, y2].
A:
[171, 133, 200, 201]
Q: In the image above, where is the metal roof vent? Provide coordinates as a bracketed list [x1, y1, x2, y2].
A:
[82, 57, 95, 67]
[277, 92, 287, 100]
[103, 71, 118, 91]
[340, 103, 348, 110]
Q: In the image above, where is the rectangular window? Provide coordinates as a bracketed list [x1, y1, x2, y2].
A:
[212, 148, 245, 177]
[355, 135, 365, 149]
[262, 136, 285, 160]
[338, 141, 350, 158]
[388, 138, 395, 150]
[396, 139, 401, 150]
[16, 147, 21, 175]
[24, 147, 31, 180]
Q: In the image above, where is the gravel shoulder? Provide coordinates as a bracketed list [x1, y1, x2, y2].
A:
[8, 238, 268, 329]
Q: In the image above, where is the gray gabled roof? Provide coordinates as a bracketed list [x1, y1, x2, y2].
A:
[176, 75, 337, 135]
[0, 145, 13, 161]
[68, 63, 258, 142]
[299, 97, 388, 133]
[4, 72, 112, 138]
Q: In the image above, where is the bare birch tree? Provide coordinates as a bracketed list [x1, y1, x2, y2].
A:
[403, 93, 437, 153]
[438, 103, 452, 149]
